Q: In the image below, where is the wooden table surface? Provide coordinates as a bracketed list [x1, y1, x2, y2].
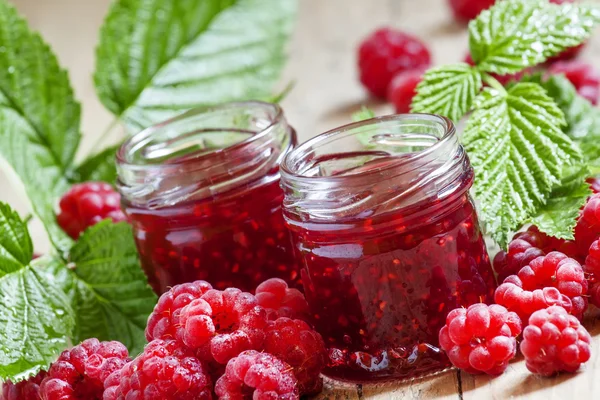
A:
[3, 0, 600, 398]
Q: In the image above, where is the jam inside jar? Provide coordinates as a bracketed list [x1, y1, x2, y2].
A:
[280, 114, 496, 382]
[116, 102, 300, 294]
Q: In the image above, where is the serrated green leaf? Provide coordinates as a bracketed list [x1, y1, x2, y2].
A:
[352, 106, 375, 122]
[528, 165, 592, 240]
[463, 83, 581, 247]
[95, 0, 297, 132]
[74, 144, 121, 184]
[411, 63, 482, 122]
[66, 221, 157, 355]
[0, 204, 73, 381]
[469, 0, 600, 75]
[0, 0, 79, 252]
[0, 203, 33, 273]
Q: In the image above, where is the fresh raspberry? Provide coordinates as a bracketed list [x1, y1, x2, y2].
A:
[574, 193, 600, 256]
[358, 28, 431, 98]
[548, 61, 600, 105]
[584, 239, 600, 308]
[448, 0, 495, 22]
[255, 278, 310, 322]
[57, 182, 127, 239]
[40, 339, 129, 400]
[495, 252, 588, 321]
[2, 371, 46, 400]
[263, 318, 326, 395]
[103, 339, 212, 400]
[145, 280, 214, 342]
[179, 288, 267, 364]
[587, 177, 600, 194]
[438, 304, 521, 375]
[387, 68, 426, 114]
[215, 350, 299, 400]
[520, 305, 591, 376]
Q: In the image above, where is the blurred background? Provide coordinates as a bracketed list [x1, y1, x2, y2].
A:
[3, 0, 600, 252]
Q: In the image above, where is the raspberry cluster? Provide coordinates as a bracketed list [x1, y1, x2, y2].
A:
[255, 277, 310, 321]
[57, 182, 127, 239]
[520, 306, 592, 375]
[438, 304, 522, 375]
[495, 252, 588, 321]
[1, 371, 46, 400]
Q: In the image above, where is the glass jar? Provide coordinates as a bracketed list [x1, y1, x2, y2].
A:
[280, 114, 496, 382]
[117, 101, 300, 294]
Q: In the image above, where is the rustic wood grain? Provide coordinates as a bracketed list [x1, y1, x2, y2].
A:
[6, 0, 600, 398]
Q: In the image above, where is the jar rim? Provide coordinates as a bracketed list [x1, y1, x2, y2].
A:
[116, 100, 284, 170]
[281, 113, 456, 182]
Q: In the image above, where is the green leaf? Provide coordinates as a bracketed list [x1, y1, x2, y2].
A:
[0, 204, 73, 381]
[66, 221, 157, 355]
[95, 0, 297, 132]
[0, 0, 80, 252]
[74, 144, 121, 184]
[469, 0, 600, 75]
[352, 106, 375, 122]
[528, 165, 592, 240]
[411, 63, 482, 122]
[462, 83, 581, 247]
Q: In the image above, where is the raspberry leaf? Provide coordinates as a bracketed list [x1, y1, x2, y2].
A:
[66, 221, 157, 355]
[469, 0, 600, 75]
[411, 63, 482, 122]
[0, 204, 74, 381]
[527, 166, 592, 240]
[94, 0, 297, 133]
[74, 144, 121, 184]
[462, 83, 582, 247]
[0, 1, 80, 252]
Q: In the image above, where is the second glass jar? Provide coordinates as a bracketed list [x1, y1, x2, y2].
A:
[117, 102, 300, 294]
[280, 114, 496, 382]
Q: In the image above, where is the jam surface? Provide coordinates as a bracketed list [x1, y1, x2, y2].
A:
[287, 191, 496, 382]
[125, 179, 299, 294]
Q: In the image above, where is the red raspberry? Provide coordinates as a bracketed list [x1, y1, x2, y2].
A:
[587, 177, 600, 194]
[495, 252, 588, 321]
[387, 68, 426, 114]
[178, 288, 267, 364]
[255, 278, 310, 322]
[520, 306, 591, 376]
[40, 339, 129, 400]
[215, 350, 299, 400]
[548, 61, 600, 105]
[145, 280, 213, 341]
[263, 318, 327, 395]
[438, 304, 521, 375]
[358, 28, 431, 98]
[448, 0, 495, 22]
[57, 182, 126, 239]
[2, 371, 46, 400]
[103, 339, 212, 400]
[584, 239, 600, 308]
[574, 193, 600, 256]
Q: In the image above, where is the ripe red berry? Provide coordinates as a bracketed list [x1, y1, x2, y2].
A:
[103, 339, 212, 400]
[548, 61, 600, 105]
[587, 177, 600, 194]
[438, 304, 521, 375]
[387, 68, 426, 114]
[57, 182, 126, 239]
[2, 371, 46, 400]
[255, 278, 310, 322]
[215, 350, 299, 399]
[520, 305, 591, 376]
[358, 28, 431, 98]
[574, 193, 600, 256]
[263, 318, 327, 395]
[40, 339, 129, 400]
[146, 280, 213, 341]
[448, 0, 495, 22]
[178, 288, 268, 364]
[495, 252, 588, 321]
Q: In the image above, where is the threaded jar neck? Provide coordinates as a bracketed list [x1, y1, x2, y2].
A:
[117, 101, 295, 209]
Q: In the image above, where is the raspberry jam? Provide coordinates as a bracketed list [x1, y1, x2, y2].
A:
[117, 102, 299, 294]
[280, 114, 496, 382]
